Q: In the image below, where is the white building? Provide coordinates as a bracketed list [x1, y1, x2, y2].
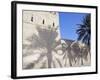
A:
[22, 10, 63, 69]
[23, 10, 60, 45]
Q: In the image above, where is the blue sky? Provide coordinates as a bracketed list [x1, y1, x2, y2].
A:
[59, 12, 88, 40]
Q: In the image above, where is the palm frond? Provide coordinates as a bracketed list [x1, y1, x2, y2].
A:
[76, 14, 91, 46]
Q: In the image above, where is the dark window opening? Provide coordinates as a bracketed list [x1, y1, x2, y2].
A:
[53, 22, 55, 27]
[43, 19, 45, 24]
[31, 16, 33, 22]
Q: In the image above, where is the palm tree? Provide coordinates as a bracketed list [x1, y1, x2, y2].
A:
[76, 14, 91, 65]
[76, 14, 91, 47]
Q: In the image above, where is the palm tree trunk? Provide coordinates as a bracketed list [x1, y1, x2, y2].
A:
[81, 57, 83, 65]
[47, 48, 52, 68]
[69, 59, 72, 66]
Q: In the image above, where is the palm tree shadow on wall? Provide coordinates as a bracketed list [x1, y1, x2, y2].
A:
[23, 25, 62, 69]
